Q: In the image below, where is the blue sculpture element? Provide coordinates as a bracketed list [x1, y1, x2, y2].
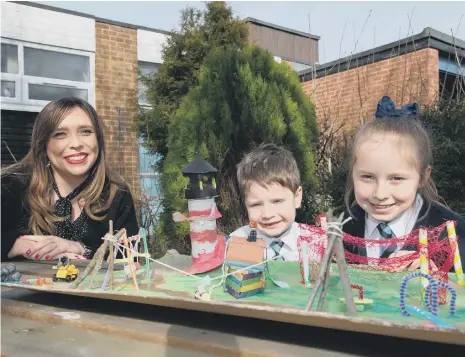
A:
[399, 271, 457, 317]
[405, 306, 456, 330]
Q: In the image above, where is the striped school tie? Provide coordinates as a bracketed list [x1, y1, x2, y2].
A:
[377, 223, 394, 239]
[377, 223, 397, 258]
[270, 240, 285, 261]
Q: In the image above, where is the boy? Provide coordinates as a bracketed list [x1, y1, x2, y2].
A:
[230, 144, 303, 261]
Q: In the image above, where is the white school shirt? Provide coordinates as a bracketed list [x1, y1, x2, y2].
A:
[229, 221, 300, 261]
[364, 194, 424, 258]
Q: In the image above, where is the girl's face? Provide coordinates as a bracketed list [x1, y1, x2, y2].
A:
[46, 106, 99, 182]
[352, 133, 425, 222]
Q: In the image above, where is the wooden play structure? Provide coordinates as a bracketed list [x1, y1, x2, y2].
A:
[69, 221, 151, 292]
[305, 212, 357, 316]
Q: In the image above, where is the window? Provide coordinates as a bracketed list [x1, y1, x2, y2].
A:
[138, 61, 159, 106]
[439, 71, 465, 100]
[1, 81, 16, 98]
[138, 137, 163, 232]
[24, 47, 90, 82]
[1, 44, 19, 74]
[28, 84, 88, 102]
[291, 61, 312, 73]
[439, 56, 465, 100]
[1, 39, 94, 111]
[272, 55, 311, 73]
[1, 43, 20, 102]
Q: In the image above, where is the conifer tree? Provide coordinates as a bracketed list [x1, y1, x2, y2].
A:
[160, 45, 318, 246]
[138, 2, 248, 165]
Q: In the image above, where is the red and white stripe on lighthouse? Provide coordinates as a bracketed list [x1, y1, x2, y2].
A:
[173, 155, 226, 274]
[188, 198, 225, 274]
[173, 198, 225, 274]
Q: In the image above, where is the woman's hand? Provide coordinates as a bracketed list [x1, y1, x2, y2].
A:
[10, 235, 86, 260]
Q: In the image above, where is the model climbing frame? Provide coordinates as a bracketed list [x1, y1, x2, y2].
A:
[305, 212, 357, 316]
[70, 221, 151, 292]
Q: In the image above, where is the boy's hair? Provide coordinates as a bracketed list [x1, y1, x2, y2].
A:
[345, 116, 443, 216]
[237, 144, 301, 197]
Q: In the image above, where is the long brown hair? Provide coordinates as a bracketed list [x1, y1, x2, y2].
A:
[344, 116, 443, 218]
[2, 97, 126, 235]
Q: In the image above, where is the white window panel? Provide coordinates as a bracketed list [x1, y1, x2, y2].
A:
[3, 38, 26, 77]
[1, 80, 16, 97]
[22, 76, 93, 106]
[1, 40, 21, 104]
[1, 43, 19, 74]
[1, 74, 21, 103]
[138, 61, 159, 106]
[1, 38, 95, 110]
[0, 102, 45, 112]
[28, 83, 88, 102]
[24, 47, 90, 82]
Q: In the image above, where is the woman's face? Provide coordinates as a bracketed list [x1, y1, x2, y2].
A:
[46, 106, 99, 182]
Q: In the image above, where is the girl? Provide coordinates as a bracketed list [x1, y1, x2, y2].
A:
[342, 114, 465, 271]
[1, 97, 139, 261]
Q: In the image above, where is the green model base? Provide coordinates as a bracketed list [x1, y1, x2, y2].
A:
[77, 255, 465, 328]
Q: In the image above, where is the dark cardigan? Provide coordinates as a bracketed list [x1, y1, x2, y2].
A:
[342, 200, 465, 268]
[1, 172, 139, 261]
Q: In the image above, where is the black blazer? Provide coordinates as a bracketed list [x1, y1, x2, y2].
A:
[1, 173, 139, 261]
[342, 201, 465, 268]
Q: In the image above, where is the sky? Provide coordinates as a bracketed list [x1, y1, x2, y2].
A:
[38, 1, 465, 64]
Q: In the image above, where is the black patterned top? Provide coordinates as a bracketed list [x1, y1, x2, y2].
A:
[1, 170, 139, 261]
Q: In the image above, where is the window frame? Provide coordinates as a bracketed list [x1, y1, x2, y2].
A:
[1, 42, 20, 75]
[1, 74, 21, 103]
[1, 38, 94, 111]
[1, 39, 21, 103]
[23, 76, 90, 106]
[138, 61, 160, 107]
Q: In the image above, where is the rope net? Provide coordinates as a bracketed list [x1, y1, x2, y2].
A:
[297, 218, 456, 305]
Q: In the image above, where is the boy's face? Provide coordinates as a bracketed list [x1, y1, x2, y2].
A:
[245, 182, 302, 238]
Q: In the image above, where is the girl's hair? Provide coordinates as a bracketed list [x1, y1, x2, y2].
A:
[2, 97, 127, 235]
[344, 116, 442, 217]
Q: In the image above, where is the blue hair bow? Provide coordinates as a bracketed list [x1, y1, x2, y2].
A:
[375, 96, 419, 119]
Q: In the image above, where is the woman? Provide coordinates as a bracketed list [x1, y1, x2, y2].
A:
[1, 97, 139, 261]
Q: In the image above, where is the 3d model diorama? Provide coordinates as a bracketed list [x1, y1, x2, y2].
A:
[2, 157, 464, 336]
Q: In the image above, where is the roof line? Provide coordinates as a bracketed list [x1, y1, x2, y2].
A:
[298, 27, 465, 81]
[11, 1, 172, 35]
[245, 17, 320, 40]
[12, 3, 321, 42]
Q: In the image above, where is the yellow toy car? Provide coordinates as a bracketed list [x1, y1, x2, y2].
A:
[52, 256, 79, 282]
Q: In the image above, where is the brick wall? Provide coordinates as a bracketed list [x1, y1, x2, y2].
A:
[302, 48, 439, 128]
[95, 22, 140, 196]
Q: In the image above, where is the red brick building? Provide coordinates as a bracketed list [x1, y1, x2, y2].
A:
[94, 22, 140, 192]
[1, 2, 320, 199]
[299, 27, 465, 128]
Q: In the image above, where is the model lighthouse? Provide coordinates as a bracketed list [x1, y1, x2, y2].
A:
[172, 156, 226, 274]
